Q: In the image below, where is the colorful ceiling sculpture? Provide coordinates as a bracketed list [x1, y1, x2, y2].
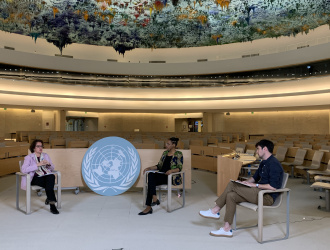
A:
[0, 0, 329, 55]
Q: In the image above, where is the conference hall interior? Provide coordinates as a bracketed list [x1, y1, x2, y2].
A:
[0, 1, 329, 249]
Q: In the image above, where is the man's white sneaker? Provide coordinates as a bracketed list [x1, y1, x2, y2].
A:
[199, 209, 220, 219]
[210, 227, 233, 237]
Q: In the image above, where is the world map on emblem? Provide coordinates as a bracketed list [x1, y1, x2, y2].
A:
[82, 137, 141, 196]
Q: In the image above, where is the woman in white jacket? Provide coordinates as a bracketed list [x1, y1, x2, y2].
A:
[21, 139, 59, 214]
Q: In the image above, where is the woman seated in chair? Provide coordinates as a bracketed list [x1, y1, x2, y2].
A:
[139, 137, 183, 215]
[21, 139, 59, 214]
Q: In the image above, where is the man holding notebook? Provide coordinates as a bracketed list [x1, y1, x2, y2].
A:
[199, 139, 283, 237]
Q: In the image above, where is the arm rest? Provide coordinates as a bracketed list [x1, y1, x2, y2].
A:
[146, 170, 184, 176]
[143, 171, 185, 186]
[15, 172, 28, 176]
[52, 170, 61, 186]
[258, 188, 290, 208]
[143, 170, 159, 185]
[168, 171, 184, 176]
[52, 170, 61, 177]
[258, 188, 290, 196]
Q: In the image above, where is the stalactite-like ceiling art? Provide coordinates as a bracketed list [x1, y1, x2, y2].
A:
[0, 0, 329, 55]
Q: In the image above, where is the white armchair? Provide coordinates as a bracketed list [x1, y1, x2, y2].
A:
[16, 160, 61, 215]
[143, 171, 185, 212]
[233, 173, 290, 243]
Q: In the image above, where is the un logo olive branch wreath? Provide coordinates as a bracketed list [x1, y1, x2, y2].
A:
[83, 146, 138, 193]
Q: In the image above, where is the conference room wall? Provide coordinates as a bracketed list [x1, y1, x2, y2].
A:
[84, 118, 99, 132]
[0, 108, 43, 138]
[98, 113, 175, 132]
[175, 119, 189, 133]
[220, 110, 330, 135]
[2, 108, 330, 138]
[0, 110, 178, 137]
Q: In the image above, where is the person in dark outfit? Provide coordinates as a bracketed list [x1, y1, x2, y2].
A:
[21, 139, 59, 214]
[138, 137, 183, 215]
[199, 139, 283, 237]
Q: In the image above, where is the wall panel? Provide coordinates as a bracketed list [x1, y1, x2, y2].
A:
[221, 110, 330, 135]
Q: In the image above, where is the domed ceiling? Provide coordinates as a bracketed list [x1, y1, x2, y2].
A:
[0, 0, 329, 55]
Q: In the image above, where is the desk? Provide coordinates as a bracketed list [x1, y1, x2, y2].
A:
[238, 154, 257, 165]
[43, 148, 191, 189]
[191, 146, 235, 171]
[217, 154, 256, 196]
[0, 145, 28, 176]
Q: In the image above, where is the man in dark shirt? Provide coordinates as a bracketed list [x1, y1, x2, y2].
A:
[199, 139, 284, 238]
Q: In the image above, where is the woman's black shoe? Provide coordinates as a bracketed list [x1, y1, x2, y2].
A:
[50, 204, 59, 214]
[151, 199, 160, 206]
[138, 208, 153, 215]
[45, 199, 49, 205]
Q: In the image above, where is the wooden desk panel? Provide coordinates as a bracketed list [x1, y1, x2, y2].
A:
[44, 148, 87, 188]
[7, 146, 21, 158]
[0, 147, 6, 159]
[131, 143, 159, 149]
[20, 146, 29, 156]
[203, 146, 214, 156]
[217, 156, 242, 196]
[190, 145, 203, 155]
[43, 148, 191, 189]
[67, 141, 89, 148]
[216, 154, 256, 196]
[191, 154, 215, 171]
[0, 157, 23, 176]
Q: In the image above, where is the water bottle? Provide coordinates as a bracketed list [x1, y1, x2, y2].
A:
[248, 164, 251, 176]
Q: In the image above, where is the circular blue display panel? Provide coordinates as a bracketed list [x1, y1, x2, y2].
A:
[82, 137, 141, 196]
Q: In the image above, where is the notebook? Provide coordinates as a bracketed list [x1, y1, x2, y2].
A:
[230, 179, 252, 187]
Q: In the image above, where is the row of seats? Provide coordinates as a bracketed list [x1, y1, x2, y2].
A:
[16, 131, 245, 144]
[239, 146, 330, 213]
[310, 168, 330, 212]
[281, 149, 330, 185]
[237, 146, 330, 182]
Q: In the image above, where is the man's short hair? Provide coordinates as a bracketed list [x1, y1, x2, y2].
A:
[255, 139, 274, 153]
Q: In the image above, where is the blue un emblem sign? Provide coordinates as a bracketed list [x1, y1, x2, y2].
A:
[82, 137, 141, 196]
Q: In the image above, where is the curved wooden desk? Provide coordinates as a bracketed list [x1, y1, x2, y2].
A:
[217, 153, 256, 196]
[42, 148, 191, 190]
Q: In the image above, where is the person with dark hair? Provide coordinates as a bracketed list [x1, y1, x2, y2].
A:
[21, 139, 59, 214]
[138, 137, 183, 215]
[199, 139, 283, 237]
[255, 139, 274, 153]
